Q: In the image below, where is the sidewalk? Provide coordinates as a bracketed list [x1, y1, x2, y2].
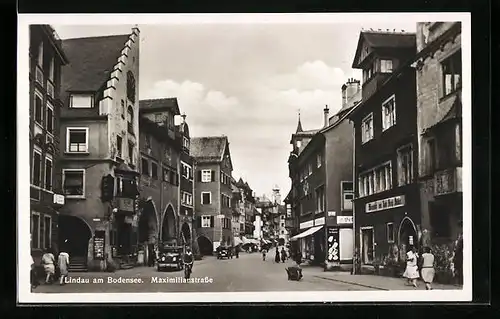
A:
[300, 265, 462, 291]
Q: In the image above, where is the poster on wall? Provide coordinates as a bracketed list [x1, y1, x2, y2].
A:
[326, 227, 340, 265]
[93, 230, 105, 260]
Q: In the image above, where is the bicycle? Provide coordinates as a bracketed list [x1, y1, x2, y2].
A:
[184, 262, 193, 279]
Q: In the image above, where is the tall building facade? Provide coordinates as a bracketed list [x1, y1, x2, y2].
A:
[414, 22, 462, 248]
[58, 28, 141, 271]
[287, 79, 359, 270]
[29, 25, 69, 265]
[136, 98, 194, 264]
[348, 30, 420, 272]
[190, 136, 234, 255]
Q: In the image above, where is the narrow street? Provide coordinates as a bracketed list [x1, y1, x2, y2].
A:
[33, 249, 379, 293]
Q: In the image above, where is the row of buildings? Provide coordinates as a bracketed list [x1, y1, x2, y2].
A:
[285, 22, 463, 277]
[28, 25, 260, 271]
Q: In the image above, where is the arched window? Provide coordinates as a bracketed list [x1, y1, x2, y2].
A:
[127, 71, 136, 103]
[127, 106, 134, 134]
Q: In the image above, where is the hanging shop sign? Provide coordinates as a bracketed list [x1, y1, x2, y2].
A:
[326, 227, 340, 265]
[365, 195, 405, 213]
[93, 230, 105, 260]
[53, 193, 65, 205]
[327, 211, 336, 217]
[336, 216, 353, 225]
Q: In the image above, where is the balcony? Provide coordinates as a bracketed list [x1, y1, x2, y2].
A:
[434, 167, 462, 196]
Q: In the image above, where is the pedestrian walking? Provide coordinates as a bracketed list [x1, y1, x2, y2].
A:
[274, 247, 280, 263]
[41, 248, 56, 284]
[280, 247, 286, 263]
[420, 246, 435, 290]
[262, 248, 267, 261]
[58, 248, 70, 285]
[403, 246, 419, 288]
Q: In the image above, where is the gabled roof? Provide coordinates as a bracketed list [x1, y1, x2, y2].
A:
[352, 30, 416, 68]
[190, 136, 229, 163]
[139, 98, 181, 115]
[61, 34, 131, 93]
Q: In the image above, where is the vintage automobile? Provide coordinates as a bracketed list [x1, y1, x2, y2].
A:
[217, 246, 233, 259]
[157, 245, 184, 271]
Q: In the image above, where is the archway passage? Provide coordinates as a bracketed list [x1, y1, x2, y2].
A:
[398, 217, 418, 249]
[58, 215, 92, 258]
[181, 222, 191, 246]
[138, 201, 158, 244]
[197, 236, 213, 256]
[161, 205, 176, 244]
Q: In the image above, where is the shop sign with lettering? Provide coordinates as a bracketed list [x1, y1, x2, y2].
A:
[365, 195, 405, 213]
[314, 217, 325, 226]
[93, 230, 105, 260]
[336, 216, 353, 225]
[326, 227, 340, 265]
[299, 220, 314, 229]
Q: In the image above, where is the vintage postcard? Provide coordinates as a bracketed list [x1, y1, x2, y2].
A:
[17, 13, 471, 303]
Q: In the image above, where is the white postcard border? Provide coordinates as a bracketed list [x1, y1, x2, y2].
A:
[17, 12, 472, 303]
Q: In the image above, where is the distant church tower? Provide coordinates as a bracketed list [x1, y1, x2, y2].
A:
[272, 185, 281, 204]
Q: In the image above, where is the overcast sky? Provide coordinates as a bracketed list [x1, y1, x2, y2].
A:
[53, 18, 419, 199]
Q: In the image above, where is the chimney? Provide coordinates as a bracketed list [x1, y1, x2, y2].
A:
[342, 78, 361, 109]
[323, 105, 329, 127]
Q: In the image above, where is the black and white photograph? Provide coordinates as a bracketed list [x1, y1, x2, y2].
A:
[17, 13, 471, 303]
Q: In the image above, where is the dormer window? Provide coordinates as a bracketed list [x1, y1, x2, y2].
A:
[296, 140, 302, 148]
[380, 59, 393, 73]
[70, 94, 93, 108]
[362, 62, 376, 83]
[126, 71, 136, 103]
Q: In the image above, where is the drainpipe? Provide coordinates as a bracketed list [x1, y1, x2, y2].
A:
[351, 119, 357, 275]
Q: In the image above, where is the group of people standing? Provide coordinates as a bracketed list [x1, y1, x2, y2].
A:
[31, 247, 70, 289]
[403, 246, 436, 290]
[261, 246, 288, 263]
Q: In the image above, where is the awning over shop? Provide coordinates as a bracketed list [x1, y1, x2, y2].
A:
[290, 225, 324, 241]
[234, 237, 243, 246]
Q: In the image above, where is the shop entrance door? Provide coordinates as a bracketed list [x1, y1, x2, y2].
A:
[361, 227, 374, 264]
[116, 215, 132, 256]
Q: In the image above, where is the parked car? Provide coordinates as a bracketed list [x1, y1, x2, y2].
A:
[157, 245, 184, 271]
[217, 246, 233, 259]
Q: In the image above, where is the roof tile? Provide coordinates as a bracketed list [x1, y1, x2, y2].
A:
[60, 34, 131, 101]
[190, 136, 228, 162]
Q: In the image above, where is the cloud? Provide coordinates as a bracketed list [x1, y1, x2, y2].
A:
[139, 60, 358, 196]
[140, 79, 242, 136]
[265, 60, 346, 91]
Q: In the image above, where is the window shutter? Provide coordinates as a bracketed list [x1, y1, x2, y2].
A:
[196, 216, 201, 228]
[210, 216, 215, 228]
[197, 170, 202, 182]
[211, 170, 215, 182]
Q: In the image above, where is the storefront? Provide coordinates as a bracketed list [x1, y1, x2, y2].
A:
[291, 217, 325, 265]
[355, 190, 421, 269]
[325, 212, 354, 270]
[31, 192, 65, 267]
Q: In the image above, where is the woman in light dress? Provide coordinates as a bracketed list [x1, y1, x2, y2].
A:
[421, 246, 435, 290]
[58, 248, 70, 285]
[41, 249, 55, 284]
[403, 246, 419, 288]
